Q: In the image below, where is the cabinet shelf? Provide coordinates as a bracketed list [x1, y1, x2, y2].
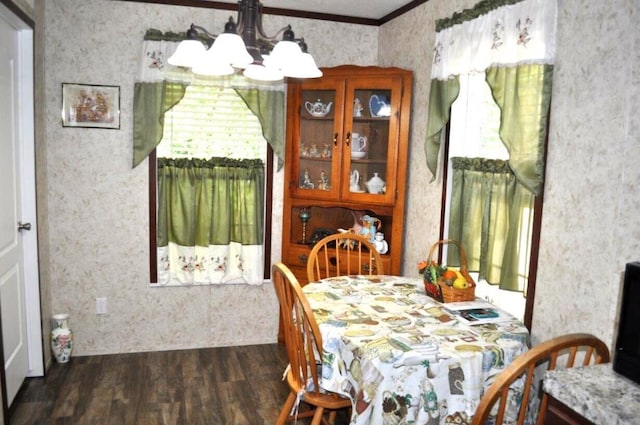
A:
[353, 117, 390, 122]
[299, 157, 332, 162]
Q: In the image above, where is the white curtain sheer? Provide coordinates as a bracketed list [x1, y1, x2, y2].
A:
[431, 0, 557, 80]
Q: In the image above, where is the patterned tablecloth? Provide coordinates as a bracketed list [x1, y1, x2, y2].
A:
[302, 275, 530, 425]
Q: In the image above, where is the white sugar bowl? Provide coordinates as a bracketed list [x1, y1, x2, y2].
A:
[365, 173, 385, 194]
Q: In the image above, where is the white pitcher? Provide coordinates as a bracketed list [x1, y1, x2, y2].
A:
[351, 133, 368, 153]
[350, 169, 360, 191]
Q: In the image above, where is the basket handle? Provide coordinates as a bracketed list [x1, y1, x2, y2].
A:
[427, 239, 469, 273]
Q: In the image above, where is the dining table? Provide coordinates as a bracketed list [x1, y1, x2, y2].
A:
[302, 274, 530, 425]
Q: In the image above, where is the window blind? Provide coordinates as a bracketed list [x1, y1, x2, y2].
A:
[157, 85, 267, 160]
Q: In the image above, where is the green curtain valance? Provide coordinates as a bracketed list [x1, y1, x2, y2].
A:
[451, 157, 512, 173]
[436, 0, 525, 31]
[157, 157, 265, 171]
[143, 28, 212, 45]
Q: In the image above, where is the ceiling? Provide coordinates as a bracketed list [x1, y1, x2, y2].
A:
[202, 0, 423, 23]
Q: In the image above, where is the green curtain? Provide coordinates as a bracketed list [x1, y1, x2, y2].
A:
[447, 157, 533, 291]
[425, 77, 460, 180]
[157, 157, 265, 248]
[235, 88, 286, 171]
[486, 64, 554, 196]
[132, 81, 187, 167]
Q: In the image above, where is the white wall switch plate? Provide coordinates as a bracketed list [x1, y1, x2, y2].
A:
[96, 297, 107, 315]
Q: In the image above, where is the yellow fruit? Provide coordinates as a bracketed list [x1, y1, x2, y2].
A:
[453, 277, 468, 289]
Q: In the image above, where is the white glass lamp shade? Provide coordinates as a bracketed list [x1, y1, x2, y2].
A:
[268, 40, 303, 69]
[283, 52, 323, 79]
[167, 39, 207, 67]
[192, 55, 235, 76]
[191, 43, 235, 76]
[210, 33, 253, 68]
[243, 63, 284, 82]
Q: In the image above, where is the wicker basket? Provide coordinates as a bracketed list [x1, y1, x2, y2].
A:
[423, 240, 476, 303]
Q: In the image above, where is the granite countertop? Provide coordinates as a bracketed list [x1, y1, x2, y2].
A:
[543, 363, 640, 425]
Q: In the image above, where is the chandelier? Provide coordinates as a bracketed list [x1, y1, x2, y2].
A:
[168, 0, 322, 82]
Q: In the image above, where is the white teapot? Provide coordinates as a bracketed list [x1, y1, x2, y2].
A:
[305, 99, 332, 117]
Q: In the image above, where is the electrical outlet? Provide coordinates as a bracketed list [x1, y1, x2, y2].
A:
[96, 297, 107, 315]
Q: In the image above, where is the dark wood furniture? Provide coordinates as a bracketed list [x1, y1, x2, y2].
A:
[544, 395, 595, 425]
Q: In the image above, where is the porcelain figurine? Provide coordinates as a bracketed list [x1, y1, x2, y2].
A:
[354, 97, 364, 117]
[309, 143, 320, 157]
[301, 169, 314, 189]
[300, 143, 310, 157]
[317, 170, 330, 191]
[374, 232, 389, 254]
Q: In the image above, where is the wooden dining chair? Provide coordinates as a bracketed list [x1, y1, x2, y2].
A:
[272, 262, 352, 425]
[471, 333, 610, 425]
[306, 232, 384, 282]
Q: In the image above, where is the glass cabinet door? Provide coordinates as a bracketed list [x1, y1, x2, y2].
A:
[342, 77, 403, 205]
[291, 79, 345, 200]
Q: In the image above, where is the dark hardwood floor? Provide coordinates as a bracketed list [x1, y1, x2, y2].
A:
[10, 344, 350, 425]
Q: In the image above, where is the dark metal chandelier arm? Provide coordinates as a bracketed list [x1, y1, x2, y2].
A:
[186, 24, 216, 43]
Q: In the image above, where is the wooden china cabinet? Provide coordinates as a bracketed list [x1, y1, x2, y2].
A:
[281, 65, 413, 285]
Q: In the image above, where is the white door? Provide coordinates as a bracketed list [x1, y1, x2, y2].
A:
[0, 3, 42, 408]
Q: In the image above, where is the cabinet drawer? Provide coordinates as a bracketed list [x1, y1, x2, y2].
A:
[283, 245, 312, 267]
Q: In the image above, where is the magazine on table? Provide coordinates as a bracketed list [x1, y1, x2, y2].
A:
[443, 300, 513, 325]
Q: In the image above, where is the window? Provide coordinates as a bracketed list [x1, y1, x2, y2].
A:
[442, 72, 541, 323]
[149, 84, 272, 286]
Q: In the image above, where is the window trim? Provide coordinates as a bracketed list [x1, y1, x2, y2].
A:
[148, 146, 274, 284]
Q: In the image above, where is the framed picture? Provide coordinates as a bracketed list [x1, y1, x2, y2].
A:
[61, 83, 120, 129]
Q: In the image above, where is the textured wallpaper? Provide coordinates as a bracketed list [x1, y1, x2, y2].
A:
[38, 0, 640, 356]
[530, 0, 640, 346]
[40, 0, 377, 355]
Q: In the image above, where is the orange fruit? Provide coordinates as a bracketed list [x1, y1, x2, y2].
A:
[442, 269, 457, 280]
